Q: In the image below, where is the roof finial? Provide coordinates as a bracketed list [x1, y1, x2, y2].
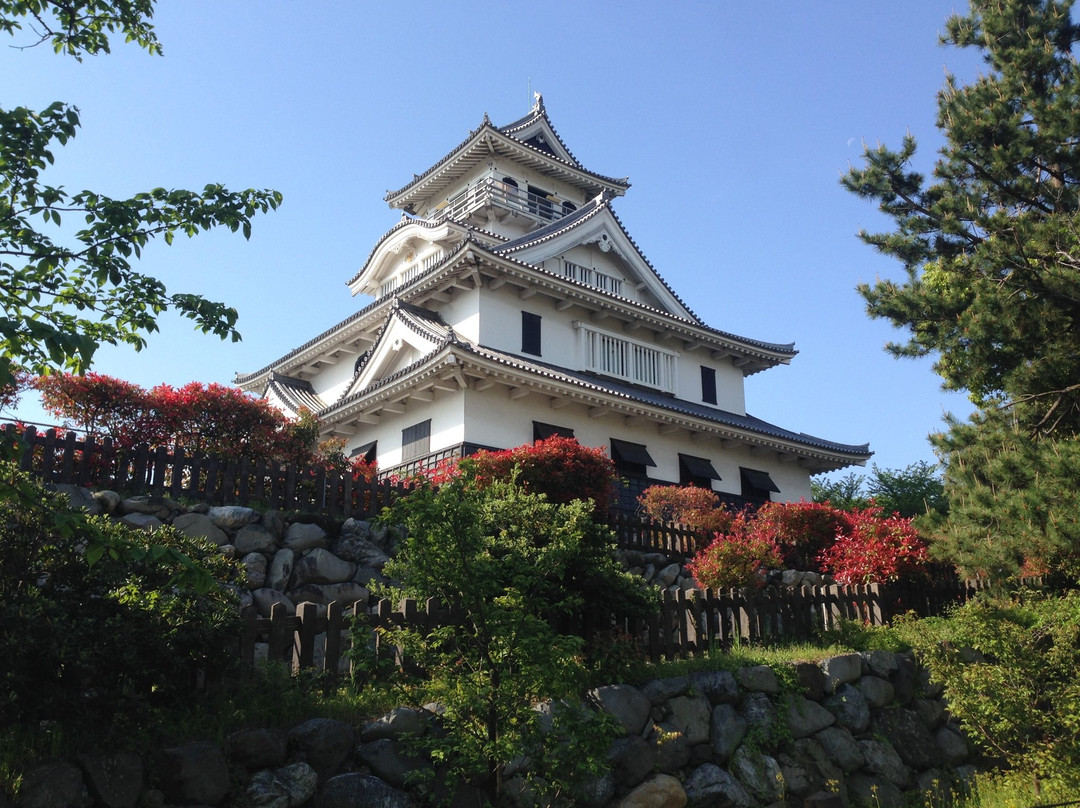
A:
[532, 91, 544, 113]
[482, 111, 491, 125]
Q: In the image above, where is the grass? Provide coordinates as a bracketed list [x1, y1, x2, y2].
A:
[922, 769, 1075, 808]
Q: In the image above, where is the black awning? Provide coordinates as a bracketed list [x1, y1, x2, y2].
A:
[533, 421, 575, 441]
[350, 440, 378, 462]
[741, 468, 781, 493]
[679, 454, 721, 480]
[610, 439, 656, 467]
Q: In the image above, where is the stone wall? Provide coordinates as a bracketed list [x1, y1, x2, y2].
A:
[16, 649, 976, 808]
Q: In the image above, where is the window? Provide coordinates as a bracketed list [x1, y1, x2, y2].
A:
[563, 260, 623, 295]
[533, 422, 574, 442]
[576, 323, 677, 391]
[350, 440, 378, 463]
[679, 454, 721, 488]
[522, 311, 542, 356]
[402, 420, 431, 461]
[740, 467, 780, 502]
[610, 438, 656, 477]
[701, 366, 717, 405]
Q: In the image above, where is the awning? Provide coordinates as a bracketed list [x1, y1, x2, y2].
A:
[350, 440, 378, 462]
[610, 439, 656, 467]
[533, 421, 575, 441]
[679, 454, 721, 480]
[741, 468, 780, 493]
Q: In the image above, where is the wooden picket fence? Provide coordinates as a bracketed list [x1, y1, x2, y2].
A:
[2, 423, 699, 554]
[239, 576, 1017, 677]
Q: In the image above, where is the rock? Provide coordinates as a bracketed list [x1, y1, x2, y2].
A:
[608, 735, 656, 788]
[172, 512, 228, 545]
[858, 738, 912, 789]
[935, 725, 970, 766]
[913, 697, 946, 729]
[356, 738, 425, 789]
[331, 534, 390, 568]
[667, 694, 711, 745]
[19, 761, 92, 808]
[862, 649, 899, 678]
[618, 774, 687, 808]
[225, 728, 288, 770]
[284, 522, 328, 552]
[729, 747, 783, 803]
[590, 684, 652, 736]
[315, 773, 414, 808]
[688, 669, 739, 704]
[737, 664, 778, 694]
[871, 707, 938, 769]
[683, 763, 752, 808]
[794, 661, 826, 700]
[242, 551, 268, 589]
[574, 771, 617, 808]
[51, 484, 103, 515]
[157, 741, 230, 807]
[246, 770, 290, 808]
[857, 674, 895, 708]
[792, 738, 846, 792]
[824, 683, 870, 733]
[119, 495, 177, 519]
[268, 548, 295, 592]
[75, 751, 143, 808]
[261, 509, 288, 538]
[361, 707, 430, 741]
[93, 489, 121, 513]
[118, 512, 164, 532]
[235, 523, 279, 554]
[820, 653, 863, 693]
[641, 676, 689, 705]
[651, 723, 691, 773]
[786, 694, 835, 739]
[252, 587, 296, 617]
[289, 718, 356, 777]
[709, 703, 747, 763]
[813, 726, 865, 773]
[290, 548, 357, 587]
[847, 774, 906, 808]
[289, 582, 369, 608]
[890, 653, 919, 705]
[657, 563, 682, 587]
[739, 692, 776, 737]
[209, 504, 261, 530]
[275, 762, 318, 806]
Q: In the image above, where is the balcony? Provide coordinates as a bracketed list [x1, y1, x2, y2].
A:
[433, 177, 578, 228]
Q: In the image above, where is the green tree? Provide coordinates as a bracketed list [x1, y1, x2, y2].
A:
[810, 471, 869, 510]
[866, 461, 948, 519]
[842, 0, 1080, 577]
[362, 471, 653, 804]
[0, 1, 281, 388]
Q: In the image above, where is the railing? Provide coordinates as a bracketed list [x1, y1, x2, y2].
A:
[435, 177, 576, 226]
[245, 576, 1022, 676]
[3, 424, 410, 519]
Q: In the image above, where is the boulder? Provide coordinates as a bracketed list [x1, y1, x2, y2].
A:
[736, 664, 778, 694]
[241, 552, 268, 590]
[688, 669, 739, 704]
[290, 548, 356, 587]
[813, 725, 865, 773]
[608, 735, 656, 788]
[824, 683, 870, 733]
[172, 512, 228, 546]
[157, 741, 230, 807]
[820, 653, 863, 693]
[361, 707, 430, 742]
[786, 694, 835, 739]
[118, 512, 164, 532]
[589, 684, 652, 736]
[356, 738, 425, 789]
[209, 504, 261, 530]
[617, 774, 687, 808]
[268, 548, 295, 592]
[284, 522, 328, 553]
[315, 773, 413, 808]
[683, 763, 752, 808]
[75, 751, 143, 808]
[234, 523, 278, 554]
[730, 746, 783, 803]
[872, 707, 939, 770]
[667, 694, 711, 745]
[225, 728, 288, 770]
[19, 761, 92, 808]
[858, 738, 912, 789]
[288, 718, 355, 778]
[709, 703, 747, 763]
[252, 588, 296, 617]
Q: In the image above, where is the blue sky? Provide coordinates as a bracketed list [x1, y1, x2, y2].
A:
[4, 1, 984, 482]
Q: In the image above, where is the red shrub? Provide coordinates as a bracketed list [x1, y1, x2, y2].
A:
[637, 485, 735, 535]
[748, 501, 853, 570]
[686, 520, 783, 590]
[817, 505, 930, 584]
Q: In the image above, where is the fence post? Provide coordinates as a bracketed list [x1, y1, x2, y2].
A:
[294, 602, 319, 674]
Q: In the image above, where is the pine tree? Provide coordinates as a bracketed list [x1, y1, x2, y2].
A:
[843, 0, 1080, 577]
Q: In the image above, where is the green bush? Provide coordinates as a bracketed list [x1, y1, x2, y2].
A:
[901, 589, 1080, 788]
[0, 460, 241, 736]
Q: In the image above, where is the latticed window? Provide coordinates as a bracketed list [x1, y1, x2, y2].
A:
[575, 323, 677, 392]
[563, 260, 622, 295]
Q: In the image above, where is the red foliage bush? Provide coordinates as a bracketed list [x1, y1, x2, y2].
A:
[637, 485, 735, 535]
[817, 505, 930, 584]
[685, 518, 783, 590]
[748, 501, 853, 571]
[460, 436, 616, 516]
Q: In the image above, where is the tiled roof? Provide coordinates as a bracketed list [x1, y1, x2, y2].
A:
[266, 373, 325, 415]
[497, 95, 583, 169]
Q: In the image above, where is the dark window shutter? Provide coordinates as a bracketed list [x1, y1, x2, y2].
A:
[522, 312, 542, 356]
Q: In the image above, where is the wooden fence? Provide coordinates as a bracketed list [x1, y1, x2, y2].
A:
[2, 423, 697, 555]
[241, 576, 1014, 677]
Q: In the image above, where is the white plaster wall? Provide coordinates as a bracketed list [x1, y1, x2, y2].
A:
[675, 353, 746, 415]
[343, 393, 465, 469]
[309, 355, 362, 407]
[438, 287, 481, 343]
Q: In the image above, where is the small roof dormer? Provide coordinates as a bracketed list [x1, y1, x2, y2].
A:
[384, 96, 629, 217]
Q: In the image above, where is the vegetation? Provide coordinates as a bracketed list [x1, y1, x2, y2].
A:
[812, 461, 948, 519]
[356, 468, 654, 804]
[0, 0, 281, 389]
[842, 0, 1080, 579]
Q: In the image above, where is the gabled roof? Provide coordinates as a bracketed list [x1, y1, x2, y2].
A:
[384, 99, 630, 214]
[496, 93, 581, 166]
